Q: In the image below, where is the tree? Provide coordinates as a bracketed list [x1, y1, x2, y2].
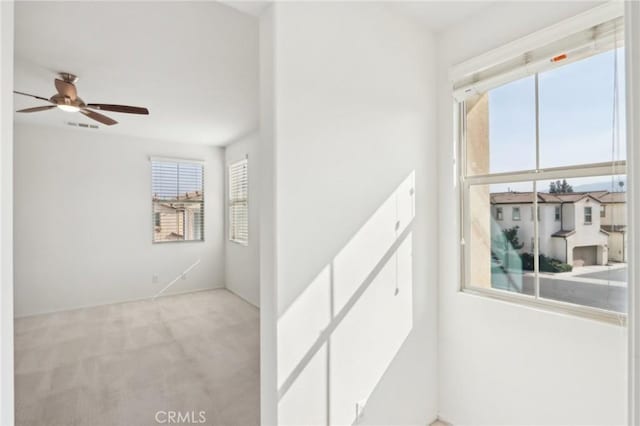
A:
[491, 226, 524, 274]
[549, 179, 573, 193]
[502, 226, 524, 250]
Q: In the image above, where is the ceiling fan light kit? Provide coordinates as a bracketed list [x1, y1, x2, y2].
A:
[57, 104, 80, 113]
[14, 72, 149, 126]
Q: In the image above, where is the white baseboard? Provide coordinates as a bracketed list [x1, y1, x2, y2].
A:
[14, 285, 225, 318]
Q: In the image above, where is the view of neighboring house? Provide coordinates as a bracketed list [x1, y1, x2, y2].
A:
[491, 191, 627, 266]
[599, 191, 627, 262]
[153, 190, 204, 242]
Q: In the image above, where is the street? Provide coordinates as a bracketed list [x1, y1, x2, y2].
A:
[497, 267, 628, 313]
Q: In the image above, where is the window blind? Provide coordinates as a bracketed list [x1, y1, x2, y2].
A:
[453, 16, 624, 101]
[229, 158, 249, 245]
[151, 159, 204, 242]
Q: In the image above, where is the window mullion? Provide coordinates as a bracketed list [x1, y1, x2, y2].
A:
[465, 162, 626, 185]
[535, 73, 541, 172]
[461, 180, 471, 291]
[533, 72, 541, 299]
[533, 181, 540, 299]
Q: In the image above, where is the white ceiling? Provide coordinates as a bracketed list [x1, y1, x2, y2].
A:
[220, 1, 495, 32]
[389, 1, 496, 32]
[219, 0, 270, 16]
[13, 1, 493, 145]
[14, 1, 259, 146]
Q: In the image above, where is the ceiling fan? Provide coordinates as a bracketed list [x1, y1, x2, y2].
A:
[13, 72, 149, 126]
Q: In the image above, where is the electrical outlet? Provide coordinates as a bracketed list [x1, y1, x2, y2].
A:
[152, 274, 159, 284]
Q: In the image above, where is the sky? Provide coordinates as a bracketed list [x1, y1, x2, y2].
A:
[152, 161, 204, 199]
[485, 48, 626, 193]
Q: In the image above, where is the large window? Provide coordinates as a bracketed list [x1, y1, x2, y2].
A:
[151, 159, 204, 243]
[229, 158, 249, 245]
[458, 16, 627, 319]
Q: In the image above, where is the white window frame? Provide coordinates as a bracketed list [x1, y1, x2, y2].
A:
[496, 206, 503, 221]
[585, 206, 593, 224]
[512, 206, 521, 221]
[455, 4, 627, 324]
[625, 3, 639, 422]
[228, 158, 249, 245]
[150, 156, 205, 244]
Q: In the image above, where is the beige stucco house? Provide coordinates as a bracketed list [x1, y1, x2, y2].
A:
[490, 191, 626, 266]
[153, 191, 204, 242]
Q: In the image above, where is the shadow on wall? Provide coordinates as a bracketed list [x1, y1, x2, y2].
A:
[277, 172, 415, 425]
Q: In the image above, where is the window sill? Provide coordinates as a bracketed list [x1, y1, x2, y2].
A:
[229, 239, 249, 247]
[153, 239, 205, 244]
[460, 286, 627, 326]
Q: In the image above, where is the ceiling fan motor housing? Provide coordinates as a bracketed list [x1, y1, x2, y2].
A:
[58, 72, 78, 83]
[51, 94, 85, 108]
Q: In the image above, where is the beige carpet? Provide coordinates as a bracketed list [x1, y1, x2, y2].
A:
[14, 289, 259, 426]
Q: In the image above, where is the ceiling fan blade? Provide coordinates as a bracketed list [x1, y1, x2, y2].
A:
[80, 109, 117, 126]
[13, 91, 52, 103]
[55, 78, 77, 100]
[16, 105, 57, 113]
[86, 104, 149, 115]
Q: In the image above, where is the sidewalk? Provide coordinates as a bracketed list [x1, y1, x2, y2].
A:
[547, 262, 627, 279]
[521, 263, 628, 288]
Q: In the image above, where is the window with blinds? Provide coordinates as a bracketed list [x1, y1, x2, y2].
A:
[151, 159, 204, 243]
[229, 159, 248, 245]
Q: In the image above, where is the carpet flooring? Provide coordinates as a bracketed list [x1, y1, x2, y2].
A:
[14, 289, 259, 426]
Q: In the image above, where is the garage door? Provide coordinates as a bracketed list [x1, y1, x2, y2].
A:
[573, 246, 597, 266]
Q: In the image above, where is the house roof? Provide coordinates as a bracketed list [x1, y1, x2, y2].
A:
[491, 191, 625, 205]
[552, 193, 600, 203]
[602, 225, 627, 232]
[551, 230, 575, 238]
[596, 192, 626, 203]
[491, 192, 536, 204]
[153, 191, 203, 202]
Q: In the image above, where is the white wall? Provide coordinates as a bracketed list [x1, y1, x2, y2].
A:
[261, 3, 438, 424]
[225, 132, 260, 307]
[0, 1, 14, 424]
[538, 204, 561, 257]
[436, 2, 628, 424]
[14, 123, 225, 317]
[259, 6, 278, 425]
